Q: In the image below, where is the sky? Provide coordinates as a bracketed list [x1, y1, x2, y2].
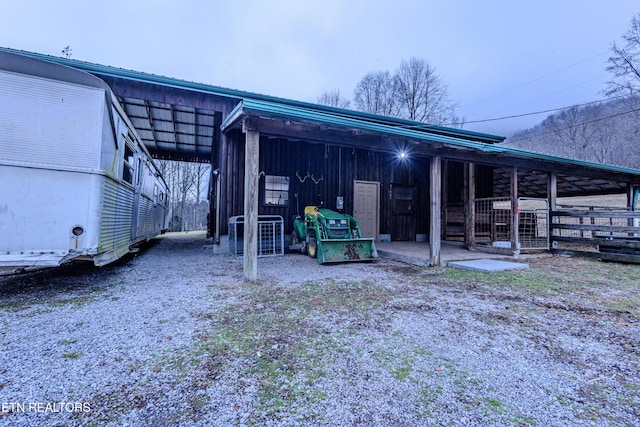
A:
[1, 0, 638, 137]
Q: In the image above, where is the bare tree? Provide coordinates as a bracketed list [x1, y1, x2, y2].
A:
[317, 89, 351, 109]
[394, 57, 458, 125]
[353, 71, 400, 116]
[503, 96, 640, 169]
[156, 160, 211, 231]
[606, 12, 640, 96]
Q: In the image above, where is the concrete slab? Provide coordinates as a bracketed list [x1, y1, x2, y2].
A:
[448, 259, 529, 272]
[375, 241, 516, 266]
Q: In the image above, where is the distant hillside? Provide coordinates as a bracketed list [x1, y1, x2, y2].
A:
[501, 95, 640, 170]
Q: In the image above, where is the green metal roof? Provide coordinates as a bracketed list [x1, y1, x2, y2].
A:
[224, 99, 640, 178]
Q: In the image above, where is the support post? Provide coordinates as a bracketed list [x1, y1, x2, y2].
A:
[547, 172, 557, 249]
[211, 111, 223, 245]
[511, 167, 519, 256]
[442, 160, 449, 240]
[217, 131, 229, 245]
[243, 124, 260, 282]
[465, 162, 475, 246]
[627, 183, 636, 232]
[429, 156, 442, 266]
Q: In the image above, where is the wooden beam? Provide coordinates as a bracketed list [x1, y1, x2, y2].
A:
[430, 156, 442, 266]
[511, 167, 519, 254]
[465, 162, 475, 245]
[243, 125, 260, 282]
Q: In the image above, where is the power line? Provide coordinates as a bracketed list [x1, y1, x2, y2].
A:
[481, 74, 608, 118]
[446, 94, 630, 126]
[504, 105, 640, 146]
[461, 52, 609, 109]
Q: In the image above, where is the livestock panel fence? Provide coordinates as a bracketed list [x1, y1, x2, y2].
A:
[228, 215, 284, 258]
[472, 197, 549, 252]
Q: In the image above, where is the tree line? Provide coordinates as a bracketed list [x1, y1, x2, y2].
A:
[504, 95, 640, 168]
[156, 160, 210, 232]
[318, 57, 461, 126]
[504, 12, 640, 169]
[319, 13, 640, 170]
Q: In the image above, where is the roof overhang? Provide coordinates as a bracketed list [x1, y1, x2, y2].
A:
[222, 99, 640, 188]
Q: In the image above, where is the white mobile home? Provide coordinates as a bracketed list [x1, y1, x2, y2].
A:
[0, 51, 168, 268]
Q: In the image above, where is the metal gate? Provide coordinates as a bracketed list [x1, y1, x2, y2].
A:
[228, 215, 284, 257]
[517, 197, 549, 251]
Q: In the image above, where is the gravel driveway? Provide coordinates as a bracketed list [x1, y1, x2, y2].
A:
[1, 232, 638, 426]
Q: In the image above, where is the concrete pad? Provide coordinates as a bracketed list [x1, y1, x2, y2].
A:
[448, 259, 529, 272]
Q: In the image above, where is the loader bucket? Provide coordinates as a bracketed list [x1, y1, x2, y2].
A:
[316, 238, 378, 264]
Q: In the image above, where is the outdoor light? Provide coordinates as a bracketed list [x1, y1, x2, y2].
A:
[398, 150, 408, 160]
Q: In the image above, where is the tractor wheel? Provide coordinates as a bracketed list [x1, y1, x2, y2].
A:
[292, 231, 307, 254]
[307, 238, 318, 258]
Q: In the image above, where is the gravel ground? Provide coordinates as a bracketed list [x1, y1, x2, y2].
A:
[0, 232, 638, 426]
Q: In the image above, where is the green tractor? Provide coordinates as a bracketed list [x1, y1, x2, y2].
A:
[291, 206, 378, 264]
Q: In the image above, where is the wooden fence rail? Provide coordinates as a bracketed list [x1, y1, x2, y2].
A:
[550, 209, 640, 263]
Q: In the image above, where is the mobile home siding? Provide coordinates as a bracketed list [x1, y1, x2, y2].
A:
[0, 70, 104, 171]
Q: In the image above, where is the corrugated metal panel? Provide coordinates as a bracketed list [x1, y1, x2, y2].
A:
[0, 70, 104, 170]
[98, 177, 134, 258]
[134, 196, 156, 241]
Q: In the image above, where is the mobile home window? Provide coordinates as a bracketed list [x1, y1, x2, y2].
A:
[264, 175, 289, 206]
[123, 142, 135, 185]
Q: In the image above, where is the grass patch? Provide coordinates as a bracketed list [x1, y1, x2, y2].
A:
[51, 294, 99, 307]
[62, 351, 81, 359]
[176, 278, 395, 422]
[442, 257, 640, 314]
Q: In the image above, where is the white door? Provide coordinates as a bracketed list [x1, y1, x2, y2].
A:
[353, 180, 380, 240]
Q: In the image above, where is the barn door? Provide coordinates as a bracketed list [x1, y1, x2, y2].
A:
[353, 180, 379, 240]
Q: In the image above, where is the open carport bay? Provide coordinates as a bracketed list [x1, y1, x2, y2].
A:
[0, 232, 638, 426]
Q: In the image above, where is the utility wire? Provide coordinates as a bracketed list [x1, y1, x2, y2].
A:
[445, 94, 631, 126]
[461, 52, 608, 109]
[504, 105, 640, 145]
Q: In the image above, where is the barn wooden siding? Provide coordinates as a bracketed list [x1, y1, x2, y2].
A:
[219, 134, 442, 240]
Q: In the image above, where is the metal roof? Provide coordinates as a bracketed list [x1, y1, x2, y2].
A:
[0, 47, 506, 163]
[223, 98, 640, 181]
[2, 47, 640, 196]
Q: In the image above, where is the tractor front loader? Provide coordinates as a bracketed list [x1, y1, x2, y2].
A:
[291, 206, 378, 264]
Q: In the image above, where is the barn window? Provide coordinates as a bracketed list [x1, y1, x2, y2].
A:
[393, 185, 413, 214]
[264, 175, 289, 206]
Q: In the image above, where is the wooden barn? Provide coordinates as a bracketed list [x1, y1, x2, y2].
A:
[218, 99, 640, 279]
[3, 47, 640, 282]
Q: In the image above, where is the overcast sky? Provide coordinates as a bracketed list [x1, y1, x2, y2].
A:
[2, 0, 638, 136]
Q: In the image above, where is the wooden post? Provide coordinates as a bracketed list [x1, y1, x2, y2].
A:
[627, 183, 635, 232]
[429, 156, 442, 266]
[442, 160, 449, 240]
[243, 124, 260, 282]
[465, 162, 475, 246]
[214, 131, 227, 245]
[510, 167, 519, 256]
[217, 131, 229, 245]
[547, 172, 557, 249]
